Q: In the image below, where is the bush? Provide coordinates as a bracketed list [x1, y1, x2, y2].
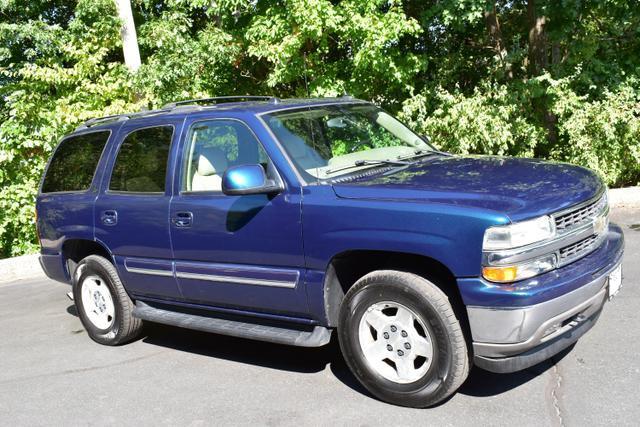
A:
[549, 80, 640, 187]
[400, 84, 543, 158]
[0, 182, 39, 257]
[401, 78, 640, 187]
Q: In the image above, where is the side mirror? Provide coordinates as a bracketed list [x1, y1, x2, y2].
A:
[221, 164, 282, 196]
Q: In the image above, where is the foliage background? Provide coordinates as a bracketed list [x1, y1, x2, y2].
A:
[1, 0, 639, 257]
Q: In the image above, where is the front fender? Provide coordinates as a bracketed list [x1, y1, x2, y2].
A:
[302, 187, 506, 277]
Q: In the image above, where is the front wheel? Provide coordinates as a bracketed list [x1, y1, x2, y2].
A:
[338, 270, 469, 407]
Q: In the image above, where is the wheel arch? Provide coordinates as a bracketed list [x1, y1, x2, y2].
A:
[322, 250, 470, 342]
[61, 238, 114, 283]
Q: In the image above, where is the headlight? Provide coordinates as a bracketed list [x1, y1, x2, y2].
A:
[482, 254, 557, 283]
[483, 215, 556, 251]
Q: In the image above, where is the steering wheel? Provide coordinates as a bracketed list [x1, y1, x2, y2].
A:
[350, 139, 374, 152]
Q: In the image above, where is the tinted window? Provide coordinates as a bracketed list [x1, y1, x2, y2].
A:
[182, 120, 269, 192]
[109, 126, 173, 193]
[41, 131, 110, 193]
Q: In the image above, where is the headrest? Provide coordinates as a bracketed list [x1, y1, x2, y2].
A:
[197, 147, 228, 176]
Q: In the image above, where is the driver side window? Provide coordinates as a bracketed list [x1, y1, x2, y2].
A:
[182, 120, 269, 193]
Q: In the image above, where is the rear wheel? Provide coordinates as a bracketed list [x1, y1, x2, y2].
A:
[338, 270, 469, 407]
[73, 255, 143, 345]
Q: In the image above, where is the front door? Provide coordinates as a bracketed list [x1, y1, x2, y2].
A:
[95, 120, 183, 300]
[169, 118, 308, 316]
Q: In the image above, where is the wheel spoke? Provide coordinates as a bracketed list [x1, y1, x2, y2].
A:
[364, 309, 389, 331]
[363, 341, 389, 362]
[81, 283, 93, 312]
[84, 281, 94, 295]
[394, 306, 414, 329]
[412, 336, 432, 357]
[395, 357, 415, 380]
[105, 300, 115, 318]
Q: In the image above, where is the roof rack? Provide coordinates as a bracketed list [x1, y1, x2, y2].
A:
[74, 109, 173, 131]
[75, 95, 282, 132]
[76, 114, 128, 130]
[162, 96, 280, 109]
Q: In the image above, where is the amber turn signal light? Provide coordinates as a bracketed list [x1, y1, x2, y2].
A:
[482, 266, 518, 283]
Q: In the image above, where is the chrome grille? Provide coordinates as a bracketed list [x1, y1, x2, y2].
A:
[558, 234, 602, 266]
[554, 193, 607, 232]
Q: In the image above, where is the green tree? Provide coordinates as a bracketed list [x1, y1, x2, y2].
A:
[1, 0, 639, 257]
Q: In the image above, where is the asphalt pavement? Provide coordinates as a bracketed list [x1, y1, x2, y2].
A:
[1, 208, 638, 426]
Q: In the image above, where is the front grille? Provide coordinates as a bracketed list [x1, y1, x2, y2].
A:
[554, 193, 607, 232]
[558, 234, 600, 266]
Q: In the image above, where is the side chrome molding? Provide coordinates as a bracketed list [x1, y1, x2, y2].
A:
[124, 257, 299, 289]
[175, 271, 296, 288]
[125, 266, 175, 277]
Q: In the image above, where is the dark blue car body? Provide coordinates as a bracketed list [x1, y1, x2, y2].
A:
[37, 97, 624, 373]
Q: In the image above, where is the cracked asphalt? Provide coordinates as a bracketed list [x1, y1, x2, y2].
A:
[1, 208, 638, 426]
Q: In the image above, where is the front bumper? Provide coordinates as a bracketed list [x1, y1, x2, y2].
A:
[473, 302, 604, 373]
[464, 224, 624, 373]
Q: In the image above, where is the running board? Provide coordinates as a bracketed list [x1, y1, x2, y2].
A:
[133, 301, 332, 347]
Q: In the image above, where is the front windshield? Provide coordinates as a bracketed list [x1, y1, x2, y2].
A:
[263, 104, 434, 180]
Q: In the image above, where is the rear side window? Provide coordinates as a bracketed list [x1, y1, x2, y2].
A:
[109, 126, 173, 193]
[41, 131, 110, 193]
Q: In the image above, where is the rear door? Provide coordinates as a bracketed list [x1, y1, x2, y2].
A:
[168, 117, 308, 316]
[95, 119, 184, 300]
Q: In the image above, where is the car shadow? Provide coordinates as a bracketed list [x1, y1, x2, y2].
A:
[141, 322, 341, 375]
[66, 306, 573, 403]
[458, 344, 574, 398]
[139, 318, 574, 402]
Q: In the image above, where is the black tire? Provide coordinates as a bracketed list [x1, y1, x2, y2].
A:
[338, 270, 469, 408]
[72, 255, 143, 345]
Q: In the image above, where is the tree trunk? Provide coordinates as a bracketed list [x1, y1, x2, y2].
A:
[484, 2, 510, 77]
[526, 1, 557, 149]
[115, 0, 141, 72]
[551, 42, 561, 65]
[527, 0, 547, 76]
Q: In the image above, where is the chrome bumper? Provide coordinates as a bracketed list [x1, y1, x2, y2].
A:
[469, 259, 621, 361]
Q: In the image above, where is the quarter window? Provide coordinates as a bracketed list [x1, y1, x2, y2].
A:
[109, 126, 173, 193]
[41, 131, 110, 193]
[182, 120, 269, 192]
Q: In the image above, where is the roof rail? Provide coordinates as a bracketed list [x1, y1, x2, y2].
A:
[162, 96, 280, 109]
[75, 114, 130, 131]
[74, 109, 172, 131]
[75, 96, 281, 132]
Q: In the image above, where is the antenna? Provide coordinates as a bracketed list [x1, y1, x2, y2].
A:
[303, 52, 310, 98]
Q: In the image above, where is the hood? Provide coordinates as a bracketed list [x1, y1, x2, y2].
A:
[331, 155, 604, 221]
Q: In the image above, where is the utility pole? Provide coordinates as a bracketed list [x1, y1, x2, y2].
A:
[115, 0, 141, 72]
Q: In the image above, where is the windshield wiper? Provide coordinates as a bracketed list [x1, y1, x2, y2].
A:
[399, 149, 450, 162]
[325, 159, 411, 176]
[325, 150, 450, 177]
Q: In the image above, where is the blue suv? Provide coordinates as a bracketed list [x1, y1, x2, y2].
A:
[37, 96, 624, 407]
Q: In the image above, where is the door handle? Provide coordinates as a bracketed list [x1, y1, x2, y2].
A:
[101, 210, 118, 226]
[172, 211, 193, 228]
